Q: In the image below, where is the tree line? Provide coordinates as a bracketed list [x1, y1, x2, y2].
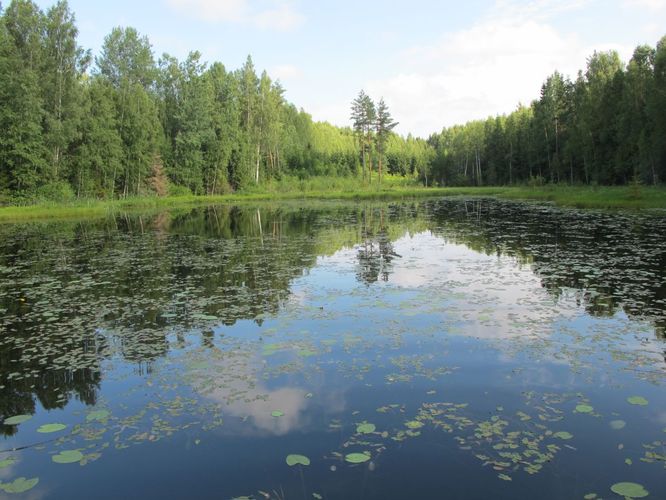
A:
[427, 38, 666, 187]
[0, 1, 663, 202]
[0, 0, 431, 202]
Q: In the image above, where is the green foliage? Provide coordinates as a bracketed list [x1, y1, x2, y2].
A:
[0, 2, 663, 204]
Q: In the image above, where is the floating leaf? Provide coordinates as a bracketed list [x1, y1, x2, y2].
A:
[3, 415, 32, 426]
[286, 454, 310, 466]
[37, 423, 67, 434]
[271, 411, 284, 418]
[405, 420, 424, 430]
[575, 405, 593, 414]
[610, 482, 649, 498]
[0, 458, 16, 469]
[553, 431, 573, 440]
[52, 450, 84, 464]
[356, 422, 376, 434]
[86, 410, 110, 423]
[626, 396, 648, 406]
[498, 473, 512, 481]
[345, 453, 371, 464]
[583, 494, 598, 500]
[610, 420, 626, 430]
[0, 477, 39, 494]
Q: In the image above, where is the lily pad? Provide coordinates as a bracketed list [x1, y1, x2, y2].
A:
[610, 482, 649, 498]
[0, 477, 39, 494]
[37, 423, 67, 434]
[345, 453, 371, 464]
[3, 415, 32, 426]
[405, 420, 424, 430]
[575, 404, 594, 414]
[0, 458, 16, 469]
[583, 494, 598, 500]
[627, 396, 648, 406]
[271, 411, 284, 418]
[52, 450, 84, 464]
[86, 410, 110, 423]
[286, 454, 310, 466]
[356, 422, 376, 434]
[553, 431, 573, 440]
[610, 420, 626, 430]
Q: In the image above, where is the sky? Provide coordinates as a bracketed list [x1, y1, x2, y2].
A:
[31, 0, 666, 137]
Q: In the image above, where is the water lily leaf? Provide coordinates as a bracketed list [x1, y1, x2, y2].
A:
[405, 420, 424, 430]
[86, 410, 110, 423]
[610, 420, 626, 430]
[584, 494, 598, 499]
[52, 450, 84, 464]
[553, 431, 573, 440]
[356, 422, 376, 434]
[3, 415, 32, 426]
[345, 453, 371, 464]
[0, 458, 16, 469]
[271, 411, 284, 418]
[37, 423, 67, 434]
[498, 473, 512, 481]
[610, 482, 649, 498]
[575, 405, 593, 414]
[0, 477, 39, 494]
[626, 396, 648, 406]
[286, 454, 310, 466]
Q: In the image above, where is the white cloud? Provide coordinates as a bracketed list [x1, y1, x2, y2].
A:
[362, 1, 635, 137]
[623, 0, 666, 10]
[167, 0, 304, 31]
[271, 63, 303, 81]
[255, 3, 305, 32]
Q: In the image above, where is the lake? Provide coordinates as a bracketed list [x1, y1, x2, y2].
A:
[0, 198, 664, 499]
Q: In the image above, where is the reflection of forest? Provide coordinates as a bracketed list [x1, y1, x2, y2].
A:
[0, 200, 664, 430]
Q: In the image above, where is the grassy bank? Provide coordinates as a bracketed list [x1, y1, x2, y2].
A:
[0, 181, 664, 223]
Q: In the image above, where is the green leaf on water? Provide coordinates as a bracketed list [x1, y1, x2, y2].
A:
[0, 458, 16, 469]
[610, 482, 649, 498]
[37, 423, 67, 434]
[627, 396, 648, 406]
[356, 422, 376, 434]
[610, 420, 626, 430]
[405, 420, 424, 430]
[286, 454, 310, 466]
[0, 477, 39, 494]
[345, 453, 371, 464]
[52, 450, 83, 464]
[583, 494, 597, 500]
[575, 404, 593, 414]
[3, 415, 32, 426]
[498, 474, 512, 481]
[86, 410, 110, 423]
[271, 411, 284, 418]
[553, 431, 573, 440]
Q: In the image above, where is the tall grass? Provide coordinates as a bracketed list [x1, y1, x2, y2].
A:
[1, 180, 664, 223]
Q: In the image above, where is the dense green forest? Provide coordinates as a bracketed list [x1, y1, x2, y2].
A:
[0, 0, 429, 201]
[0, 0, 664, 203]
[427, 40, 666, 187]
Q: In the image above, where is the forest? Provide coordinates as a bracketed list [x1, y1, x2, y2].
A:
[0, 0, 664, 204]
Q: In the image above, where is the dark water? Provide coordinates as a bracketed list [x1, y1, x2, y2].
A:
[0, 199, 664, 499]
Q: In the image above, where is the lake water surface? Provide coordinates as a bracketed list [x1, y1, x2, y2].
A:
[0, 199, 664, 499]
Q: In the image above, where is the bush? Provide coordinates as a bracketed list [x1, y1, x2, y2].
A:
[167, 184, 192, 197]
[33, 181, 76, 202]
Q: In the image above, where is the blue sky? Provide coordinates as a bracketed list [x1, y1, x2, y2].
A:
[32, 0, 666, 136]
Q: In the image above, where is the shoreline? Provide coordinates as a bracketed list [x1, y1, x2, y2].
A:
[1, 185, 665, 223]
